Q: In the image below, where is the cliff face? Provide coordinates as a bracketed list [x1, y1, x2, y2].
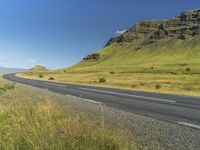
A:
[106, 9, 200, 47]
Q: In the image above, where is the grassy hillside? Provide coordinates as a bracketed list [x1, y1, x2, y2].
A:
[18, 35, 200, 96]
[27, 65, 48, 72]
[69, 36, 200, 73]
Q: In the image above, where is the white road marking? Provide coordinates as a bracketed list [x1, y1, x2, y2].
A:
[79, 87, 176, 103]
[177, 122, 200, 130]
[43, 82, 66, 87]
[66, 95, 101, 104]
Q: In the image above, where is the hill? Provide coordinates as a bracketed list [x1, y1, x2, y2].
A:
[18, 9, 200, 96]
[70, 9, 200, 73]
[28, 65, 49, 72]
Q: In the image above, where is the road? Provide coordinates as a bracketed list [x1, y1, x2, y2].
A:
[3, 73, 200, 129]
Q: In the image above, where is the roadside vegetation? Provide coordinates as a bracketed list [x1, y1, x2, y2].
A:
[0, 76, 142, 149]
[18, 69, 200, 97]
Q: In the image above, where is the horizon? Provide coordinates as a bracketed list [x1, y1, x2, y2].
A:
[0, 0, 200, 69]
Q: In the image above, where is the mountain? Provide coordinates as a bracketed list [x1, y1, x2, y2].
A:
[0, 67, 25, 73]
[19, 9, 200, 96]
[67, 9, 200, 73]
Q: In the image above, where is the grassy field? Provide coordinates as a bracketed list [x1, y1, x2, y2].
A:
[0, 76, 142, 149]
[18, 36, 200, 96]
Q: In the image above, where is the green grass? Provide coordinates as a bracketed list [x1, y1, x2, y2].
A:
[19, 35, 200, 96]
[0, 77, 141, 149]
[69, 36, 200, 72]
[0, 83, 15, 94]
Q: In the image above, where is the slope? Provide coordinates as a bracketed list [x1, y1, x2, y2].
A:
[18, 9, 200, 96]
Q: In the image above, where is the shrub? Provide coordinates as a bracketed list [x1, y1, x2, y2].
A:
[184, 86, 193, 91]
[99, 78, 106, 83]
[39, 74, 43, 78]
[150, 67, 154, 70]
[48, 77, 55, 80]
[186, 67, 191, 72]
[155, 84, 161, 89]
[132, 84, 137, 88]
[110, 71, 115, 74]
[140, 83, 146, 86]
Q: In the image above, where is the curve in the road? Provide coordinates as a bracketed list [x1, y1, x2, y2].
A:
[3, 73, 200, 129]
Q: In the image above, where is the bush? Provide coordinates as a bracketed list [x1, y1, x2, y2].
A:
[48, 77, 55, 80]
[140, 83, 146, 86]
[110, 71, 115, 74]
[186, 67, 191, 72]
[155, 84, 161, 89]
[184, 86, 193, 91]
[132, 84, 137, 88]
[39, 74, 43, 78]
[150, 67, 154, 70]
[99, 78, 106, 83]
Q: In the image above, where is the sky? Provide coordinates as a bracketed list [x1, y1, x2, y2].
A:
[0, 0, 200, 69]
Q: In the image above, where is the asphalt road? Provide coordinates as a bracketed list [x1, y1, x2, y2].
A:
[3, 73, 200, 129]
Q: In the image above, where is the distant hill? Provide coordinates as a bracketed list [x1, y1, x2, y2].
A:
[28, 65, 48, 72]
[0, 67, 25, 73]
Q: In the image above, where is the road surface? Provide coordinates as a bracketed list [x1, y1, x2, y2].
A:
[3, 73, 200, 129]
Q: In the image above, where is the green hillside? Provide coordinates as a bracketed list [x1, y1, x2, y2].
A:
[19, 9, 200, 96]
[69, 9, 200, 73]
[69, 36, 200, 73]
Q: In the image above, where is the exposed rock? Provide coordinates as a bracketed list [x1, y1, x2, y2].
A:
[135, 47, 142, 51]
[141, 39, 155, 46]
[178, 34, 187, 40]
[154, 29, 166, 39]
[83, 53, 101, 61]
[105, 36, 123, 47]
[105, 9, 200, 47]
[158, 23, 165, 30]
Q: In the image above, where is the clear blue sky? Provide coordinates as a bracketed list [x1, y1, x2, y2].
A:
[0, 0, 200, 69]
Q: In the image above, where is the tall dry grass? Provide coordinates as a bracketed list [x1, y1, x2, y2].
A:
[0, 79, 142, 150]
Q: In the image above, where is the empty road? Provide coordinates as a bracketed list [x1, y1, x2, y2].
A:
[3, 73, 200, 129]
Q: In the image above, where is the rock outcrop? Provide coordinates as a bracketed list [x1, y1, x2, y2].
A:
[83, 53, 101, 61]
[106, 9, 200, 47]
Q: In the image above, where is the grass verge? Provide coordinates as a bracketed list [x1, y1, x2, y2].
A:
[18, 71, 200, 97]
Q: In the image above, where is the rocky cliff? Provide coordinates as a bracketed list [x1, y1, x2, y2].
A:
[106, 9, 200, 48]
